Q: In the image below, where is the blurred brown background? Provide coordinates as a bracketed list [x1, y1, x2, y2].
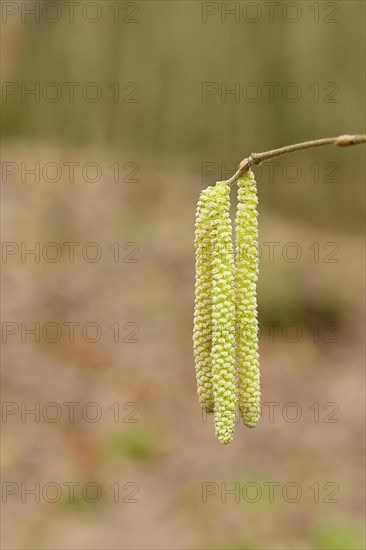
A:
[1, 1, 365, 549]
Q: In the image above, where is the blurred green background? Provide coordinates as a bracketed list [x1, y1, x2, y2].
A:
[1, 1, 365, 549]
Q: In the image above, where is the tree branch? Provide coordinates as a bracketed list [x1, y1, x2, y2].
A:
[224, 134, 366, 187]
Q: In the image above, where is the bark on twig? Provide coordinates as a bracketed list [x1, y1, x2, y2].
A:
[224, 134, 366, 187]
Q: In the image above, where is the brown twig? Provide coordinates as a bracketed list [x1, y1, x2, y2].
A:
[224, 134, 366, 187]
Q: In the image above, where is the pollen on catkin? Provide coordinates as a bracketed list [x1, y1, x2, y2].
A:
[210, 182, 237, 444]
[235, 171, 261, 428]
[193, 186, 215, 413]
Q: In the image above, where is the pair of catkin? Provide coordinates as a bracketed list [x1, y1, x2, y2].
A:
[193, 171, 260, 444]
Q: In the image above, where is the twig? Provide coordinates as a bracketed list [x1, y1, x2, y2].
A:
[224, 134, 366, 187]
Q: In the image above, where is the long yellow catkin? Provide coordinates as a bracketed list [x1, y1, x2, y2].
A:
[193, 186, 215, 412]
[235, 171, 261, 428]
[211, 182, 237, 444]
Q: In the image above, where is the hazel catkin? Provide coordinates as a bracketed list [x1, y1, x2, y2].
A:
[193, 186, 215, 413]
[210, 182, 237, 444]
[235, 171, 261, 428]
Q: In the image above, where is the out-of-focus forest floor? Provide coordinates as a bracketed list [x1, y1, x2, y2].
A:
[2, 144, 365, 550]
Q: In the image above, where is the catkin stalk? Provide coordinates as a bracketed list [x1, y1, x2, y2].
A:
[193, 186, 215, 412]
[211, 182, 237, 444]
[235, 171, 261, 428]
